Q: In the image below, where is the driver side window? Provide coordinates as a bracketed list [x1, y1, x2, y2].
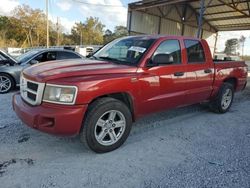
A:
[153, 40, 181, 65]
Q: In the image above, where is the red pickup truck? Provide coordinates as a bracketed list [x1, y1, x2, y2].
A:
[13, 35, 248, 153]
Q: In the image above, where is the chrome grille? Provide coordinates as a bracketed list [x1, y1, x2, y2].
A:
[20, 75, 45, 105]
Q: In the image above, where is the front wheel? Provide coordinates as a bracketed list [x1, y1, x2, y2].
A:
[80, 97, 132, 153]
[209, 83, 234, 113]
[0, 73, 14, 94]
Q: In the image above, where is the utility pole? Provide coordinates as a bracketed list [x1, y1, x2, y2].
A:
[46, 0, 49, 48]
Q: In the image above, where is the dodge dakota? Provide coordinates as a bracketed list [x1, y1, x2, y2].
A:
[13, 35, 248, 153]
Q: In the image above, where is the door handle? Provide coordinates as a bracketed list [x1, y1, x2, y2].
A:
[204, 69, 212, 73]
[174, 72, 184, 77]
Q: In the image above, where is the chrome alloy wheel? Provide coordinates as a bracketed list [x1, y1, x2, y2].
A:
[94, 110, 126, 146]
[221, 88, 233, 110]
[0, 75, 11, 93]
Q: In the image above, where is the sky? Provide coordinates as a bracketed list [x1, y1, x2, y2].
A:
[0, 0, 250, 55]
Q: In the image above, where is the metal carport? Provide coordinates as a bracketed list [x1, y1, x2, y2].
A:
[127, 0, 250, 55]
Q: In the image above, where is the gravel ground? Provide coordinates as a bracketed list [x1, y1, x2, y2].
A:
[0, 79, 250, 188]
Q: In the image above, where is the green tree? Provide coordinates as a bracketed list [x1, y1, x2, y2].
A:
[71, 17, 105, 45]
[224, 38, 238, 55]
[0, 4, 68, 47]
[103, 26, 128, 44]
[113, 26, 128, 38]
[0, 16, 11, 46]
[103, 29, 113, 44]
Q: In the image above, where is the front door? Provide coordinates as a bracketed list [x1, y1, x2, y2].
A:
[138, 39, 187, 115]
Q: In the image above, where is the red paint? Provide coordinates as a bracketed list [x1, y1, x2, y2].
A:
[13, 35, 248, 136]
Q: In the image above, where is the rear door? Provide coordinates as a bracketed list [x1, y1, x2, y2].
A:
[183, 39, 214, 104]
[138, 39, 188, 114]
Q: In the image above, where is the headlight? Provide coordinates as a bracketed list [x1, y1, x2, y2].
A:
[43, 84, 77, 105]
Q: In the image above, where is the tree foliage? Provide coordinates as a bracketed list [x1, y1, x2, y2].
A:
[0, 4, 128, 48]
[0, 5, 62, 47]
[224, 38, 239, 55]
[103, 26, 128, 44]
[71, 17, 105, 45]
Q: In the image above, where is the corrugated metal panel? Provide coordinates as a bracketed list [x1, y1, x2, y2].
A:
[237, 2, 248, 9]
[165, 5, 182, 22]
[190, 0, 222, 8]
[160, 18, 182, 35]
[130, 11, 159, 34]
[184, 25, 198, 37]
[204, 12, 242, 19]
[202, 22, 211, 31]
[205, 6, 233, 14]
[211, 18, 250, 26]
[146, 6, 162, 17]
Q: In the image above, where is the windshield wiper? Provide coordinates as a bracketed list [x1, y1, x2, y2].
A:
[97, 56, 123, 64]
[98, 56, 118, 61]
[97, 56, 134, 66]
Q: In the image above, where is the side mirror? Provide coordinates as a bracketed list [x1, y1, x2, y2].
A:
[152, 53, 174, 65]
[29, 59, 39, 65]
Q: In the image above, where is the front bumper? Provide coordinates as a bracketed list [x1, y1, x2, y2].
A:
[13, 93, 87, 136]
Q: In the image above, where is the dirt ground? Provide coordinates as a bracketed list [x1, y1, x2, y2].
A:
[0, 78, 249, 188]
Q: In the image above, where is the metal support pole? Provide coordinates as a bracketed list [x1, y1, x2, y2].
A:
[128, 11, 132, 35]
[181, 4, 187, 36]
[213, 32, 218, 58]
[197, 0, 205, 38]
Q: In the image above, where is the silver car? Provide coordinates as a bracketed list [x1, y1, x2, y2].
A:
[0, 48, 83, 94]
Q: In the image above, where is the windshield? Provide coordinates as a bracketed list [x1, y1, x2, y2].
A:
[93, 37, 155, 65]
[16, 50, 40, 64]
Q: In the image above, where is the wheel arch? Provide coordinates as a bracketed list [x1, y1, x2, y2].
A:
[87, 92, 136, 122]
[223, 77, 237, 90]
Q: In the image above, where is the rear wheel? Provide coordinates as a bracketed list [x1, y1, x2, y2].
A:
[209, 83, 234, 113]
[80, 97, 132, 153]
[0, 73, 14, 94]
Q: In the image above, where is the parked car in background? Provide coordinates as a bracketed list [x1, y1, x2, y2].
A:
[214, 53, 241, 61]
[0, 49, 17, 66]
[8, 48, 31, 58]
[0, 49, 83, 94]
[13, 35, 248, 153]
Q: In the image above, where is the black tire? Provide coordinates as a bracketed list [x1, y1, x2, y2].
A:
[0, 73, 15, 94]
[80, 97, 132, 153]
[209, 82, 234, 113]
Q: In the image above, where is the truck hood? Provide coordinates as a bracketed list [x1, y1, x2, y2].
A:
[23, 59, 138, 82]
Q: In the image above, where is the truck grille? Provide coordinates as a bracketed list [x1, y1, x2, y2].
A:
[20, 75, 45, 105]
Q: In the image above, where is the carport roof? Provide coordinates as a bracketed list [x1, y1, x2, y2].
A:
[129, 0, 250, 31]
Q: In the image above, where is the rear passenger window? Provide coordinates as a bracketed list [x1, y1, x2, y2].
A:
[57, 51, 81, 60]
[153, 40, 181, 65]
[184, 40, 205, 63]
